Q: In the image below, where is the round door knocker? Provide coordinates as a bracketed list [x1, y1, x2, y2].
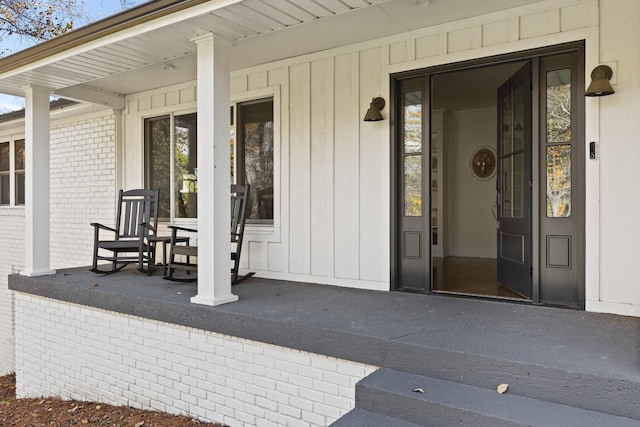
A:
[469, 146, 497, 180]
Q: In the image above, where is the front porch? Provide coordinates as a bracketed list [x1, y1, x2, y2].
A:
[9, 268, 640, 426]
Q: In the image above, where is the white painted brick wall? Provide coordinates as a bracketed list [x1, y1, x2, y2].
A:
[0, 110, 117, 375]
[0, 208, 23, 375]
[50, 112, 117, 269]
[15, 293, 377, 427]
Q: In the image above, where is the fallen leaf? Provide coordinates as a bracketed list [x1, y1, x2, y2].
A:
[96, 405, 101, 409]
[497, 383, 509, 394]
[135, 422, 145, 427]
[92, 283, 99, 287]
[413, 388, 424, 393]
[81, 420, 89, 424]
[176, 291, 183, 295]
[60, 281, 68, 285]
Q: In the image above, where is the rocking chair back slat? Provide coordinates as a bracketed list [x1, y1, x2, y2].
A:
[231, 187, 245, 243]
[120, 191, 157, 239]
[91, 188, 160, 274]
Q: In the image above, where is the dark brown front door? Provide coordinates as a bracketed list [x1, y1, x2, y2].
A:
[496, 62, 533, 298]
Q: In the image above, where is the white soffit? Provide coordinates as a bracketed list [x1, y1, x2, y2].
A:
[0, 0, 545, 100]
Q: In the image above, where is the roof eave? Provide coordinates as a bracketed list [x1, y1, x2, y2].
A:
[0, 0, 210, 76]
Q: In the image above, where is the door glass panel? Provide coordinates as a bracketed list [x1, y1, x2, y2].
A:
[501, 92, 512, 155]
[404, 91, 422, 154]
[512, 152, 524, 217]
[546, 144, 571, 217]
[546, 69, 571, 143]
[404, 155, 422, 216]
[501, 156, 512, 217]
[513, 83, 525, 152]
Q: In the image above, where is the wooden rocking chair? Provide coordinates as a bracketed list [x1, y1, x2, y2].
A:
[164, 184, 254, 284]
[90, 189, 159, 274]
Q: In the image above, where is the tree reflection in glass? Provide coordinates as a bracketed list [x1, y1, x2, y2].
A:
[546, 70, 572, 217]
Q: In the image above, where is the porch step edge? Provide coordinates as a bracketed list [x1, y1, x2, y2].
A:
[355, 368, 640, 427]
[330, 408, 425, 427]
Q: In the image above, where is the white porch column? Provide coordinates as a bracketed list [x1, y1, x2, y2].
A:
[190, 33, 237, 306]
[22, 85, 55, 277]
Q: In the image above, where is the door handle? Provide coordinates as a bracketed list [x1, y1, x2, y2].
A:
[492, 204, 500, 229]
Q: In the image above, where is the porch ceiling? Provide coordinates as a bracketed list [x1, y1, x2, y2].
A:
[0, 0, 544, 106]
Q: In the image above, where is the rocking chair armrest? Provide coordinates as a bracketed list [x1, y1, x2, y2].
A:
[140, 222, 157, 235]
[91, 222, 117, 233]
[168, 224, 198, 234]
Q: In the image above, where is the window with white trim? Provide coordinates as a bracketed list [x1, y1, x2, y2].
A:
[0, 137, 25, 206]
[144, 112, 197, 221]
[144, 97, 275, 225]
[231, 97, 274, 224]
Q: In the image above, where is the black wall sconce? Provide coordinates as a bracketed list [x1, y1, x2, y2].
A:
[363, 97, 385, 121]
[585, 65, 615, 97]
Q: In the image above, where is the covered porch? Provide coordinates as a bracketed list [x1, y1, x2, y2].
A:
[9, 268, 640, 425]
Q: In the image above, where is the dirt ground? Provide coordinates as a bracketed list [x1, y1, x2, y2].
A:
[0, 373, 226, 427]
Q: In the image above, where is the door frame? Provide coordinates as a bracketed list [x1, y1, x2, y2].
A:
[390, 41, 585, 308]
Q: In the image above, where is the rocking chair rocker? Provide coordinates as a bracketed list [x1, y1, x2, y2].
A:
[164, 184, 253, 284]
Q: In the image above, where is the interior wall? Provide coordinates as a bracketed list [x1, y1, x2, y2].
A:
[446, 107, 498, 259]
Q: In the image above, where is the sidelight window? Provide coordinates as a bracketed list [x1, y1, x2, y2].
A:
[545, 69, 572, 218]
[403, 91, 423, 217]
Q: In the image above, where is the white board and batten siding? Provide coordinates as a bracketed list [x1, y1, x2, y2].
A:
[119, 0, 615, 300]
[231, 46, 390, 290]
[226, 0, 602, 293]
[123, 51, 392, 290]
[0, 0, 634, 318]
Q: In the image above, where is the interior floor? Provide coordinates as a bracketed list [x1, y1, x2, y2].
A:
[432, 256, 527, 300]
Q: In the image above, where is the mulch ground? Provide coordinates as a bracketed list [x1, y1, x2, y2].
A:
[0, 373, 226, 427]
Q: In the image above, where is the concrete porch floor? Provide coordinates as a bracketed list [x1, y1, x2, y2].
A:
[9, 266, 640, 422]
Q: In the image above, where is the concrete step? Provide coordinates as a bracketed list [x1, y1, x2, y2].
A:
[348, 368, 640, 427]
[330, 408, 424, 427]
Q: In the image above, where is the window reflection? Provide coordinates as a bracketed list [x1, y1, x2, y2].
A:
[403, 90, 422, 217]
[145, 116, 171, 219]
[546, 70, 571, 143]
[0, 142, 8, 205]
[237, 98, 274, 222]
[546, 145, 571, 217]
[404, 91, 422, 154]
[175, 113, 198, 219]
[404, 156, 422, 216]
[14, 139, 25, 205]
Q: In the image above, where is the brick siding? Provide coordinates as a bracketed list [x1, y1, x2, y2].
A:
[0, 110, 117, 375]
[15, 293, 377, 427]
